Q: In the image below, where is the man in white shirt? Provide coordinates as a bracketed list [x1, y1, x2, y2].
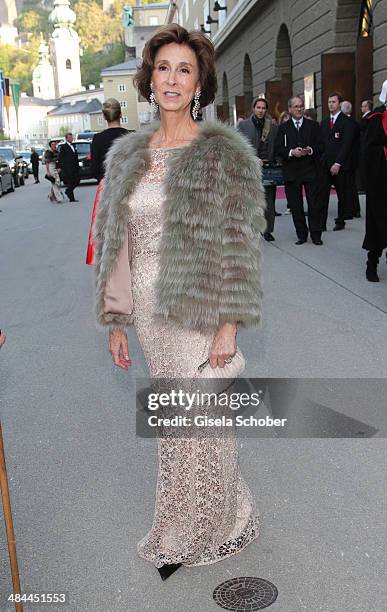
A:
[275, 96, 324, 244]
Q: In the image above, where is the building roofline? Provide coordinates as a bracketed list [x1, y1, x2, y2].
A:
[211, 0, 259, 51]
[133, 2, 169, 9]
[101, 58, 142, 76]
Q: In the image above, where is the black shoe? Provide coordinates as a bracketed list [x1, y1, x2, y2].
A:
[333, 224, 345, 231]
[275, 212, 282, 216]
[34, 180, 40, 184]
[263, 232, 275, 242]
[69, 199, 79, 202]
[366, 267, 379, 282]
[295, 238, 307, 245]
[312, 239, 323, 245]
[157, 563, 182, 581]
[343, 216, 353, 220]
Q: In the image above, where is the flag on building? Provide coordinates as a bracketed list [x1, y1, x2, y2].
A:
[3, 77, 11, 130]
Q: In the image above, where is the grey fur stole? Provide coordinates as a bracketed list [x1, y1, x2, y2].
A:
[94, 118, 267, 331]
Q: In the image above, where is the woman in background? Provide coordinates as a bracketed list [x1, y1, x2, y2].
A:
[278, 110, 290, 124]
[86, 99, 128, 265]
[44, 141, 64, 204]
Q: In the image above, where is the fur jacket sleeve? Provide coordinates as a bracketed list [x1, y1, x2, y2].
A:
[93, 119, 267, 332]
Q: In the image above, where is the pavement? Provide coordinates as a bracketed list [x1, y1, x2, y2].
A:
[0, 176, 386, 612]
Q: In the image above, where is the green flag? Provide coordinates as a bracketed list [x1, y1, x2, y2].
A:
[10, 82, 21, 133]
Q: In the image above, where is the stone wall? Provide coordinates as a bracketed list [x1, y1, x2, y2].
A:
[213, 0, 386, 119]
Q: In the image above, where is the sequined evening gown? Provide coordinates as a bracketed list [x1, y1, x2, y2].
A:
[131, 146, 260, 568]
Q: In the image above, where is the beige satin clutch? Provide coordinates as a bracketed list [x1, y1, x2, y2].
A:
[197, 347, 245, 379]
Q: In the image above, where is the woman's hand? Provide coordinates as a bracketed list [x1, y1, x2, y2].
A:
[108, 329, 132, 369]
[209, 322, 237, 368]
[0, 330, 6, 349]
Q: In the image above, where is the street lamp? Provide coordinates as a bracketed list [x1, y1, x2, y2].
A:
[213, 1, 227, 11]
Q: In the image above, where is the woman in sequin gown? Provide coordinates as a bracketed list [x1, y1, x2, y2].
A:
[131, 146, 260, 568]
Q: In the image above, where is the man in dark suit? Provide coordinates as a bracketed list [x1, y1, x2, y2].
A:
[238, 98, 278, 241]
[58, 132, 80, 202]
[30, 147, 40, 183]
[362, 81, 387, 282]
[320, 92, 353, 230]
[341, 100, 361, 219]
[275, 96, 324, 244]
[359, 99, 373, 192]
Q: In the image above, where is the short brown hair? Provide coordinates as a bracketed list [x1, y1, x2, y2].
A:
[328, 92, 343, 103]
[133, 23, 217, 111]
[361, 99, 373, 112]
[102, 98, 121, 122]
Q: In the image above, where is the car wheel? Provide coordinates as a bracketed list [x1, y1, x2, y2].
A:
[8, 176, 15, 192]
[0, 180, 3, 197]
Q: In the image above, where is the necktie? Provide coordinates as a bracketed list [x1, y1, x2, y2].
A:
[295, 120, 300, 131]
[330, 116, 334, 129]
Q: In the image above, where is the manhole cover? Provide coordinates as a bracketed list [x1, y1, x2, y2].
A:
[213, 577, 278, 611]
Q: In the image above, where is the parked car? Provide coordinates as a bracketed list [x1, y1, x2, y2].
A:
[0, 155, 15, 196]
[76, 130, 98, 141]
[48, 137, 64, 146]
[0, 147, 26, 187]
[33, 146, 45, 162]
[57, 139, 95, 182]
[16, 151, 31, 178]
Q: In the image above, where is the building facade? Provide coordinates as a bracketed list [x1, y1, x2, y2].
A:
[101, 58, 150, 129]
[46, 98, 102, 137]
[124, 2, 169, 59]
[7, 95, 56, 142]
[101, 2, 171, 128]
[0, 0, 18, 44]
[169, 0, 387, 122]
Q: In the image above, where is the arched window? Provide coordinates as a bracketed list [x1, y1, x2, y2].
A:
[359, 0, 373, 37]
[65, 59, 72, 69]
